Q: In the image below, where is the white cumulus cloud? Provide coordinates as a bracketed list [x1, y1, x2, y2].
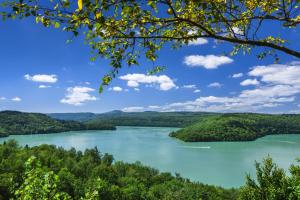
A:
[38, 85, 52, 89]
[187, 30, 208, 46]
[208, 82, 222, 88]
[128, 80, 139, 87]
[249, 64, 300, 86]
[232, 27, 243, 35]
[148, 105, 160, 109]
[24, 74, 58, 83]
[232, 73, 243, 78]
[188, 38, 208, 46]
[124, 62, 300, 113]
[240, 79, 260, 86]
[109, 86, 123, 92]
[119, 73, 176, 91]
[193, 89, 201, 93]
[240, 85, 298, 99]
[183, 55, 233, 69]
[60, 86, 96, 106]
[11, 97, 21, 102]
[182, 84, 197, 89]
[122, 106, 144, 112]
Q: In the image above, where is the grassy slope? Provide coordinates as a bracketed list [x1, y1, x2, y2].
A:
[170, 113, 300, 142]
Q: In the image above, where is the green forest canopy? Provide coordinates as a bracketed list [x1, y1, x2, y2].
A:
[0, 140, 238, 200]
[170, 113, 300, 142]
[0, 111, 115, 137]
[1, 140, 300, 200]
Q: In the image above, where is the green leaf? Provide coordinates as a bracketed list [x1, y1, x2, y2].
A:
[54, 21, 60, 28]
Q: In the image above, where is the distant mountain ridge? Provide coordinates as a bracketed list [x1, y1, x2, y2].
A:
[48, 111, 217, 127]
[47, 112, 97, 122]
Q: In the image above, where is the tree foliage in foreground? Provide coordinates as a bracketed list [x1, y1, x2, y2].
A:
[1, 0, 300, 90]
[14, 156, 72, 200]
[1, 141, 300, 199]
[239, 157, 300, 200]
[0, 140, 237, 200]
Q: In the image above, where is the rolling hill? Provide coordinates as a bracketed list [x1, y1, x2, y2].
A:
[0, 111, 115, 137]
[170, 113, 300, 142]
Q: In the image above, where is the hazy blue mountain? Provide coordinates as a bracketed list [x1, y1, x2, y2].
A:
[47, 112, 97, 122]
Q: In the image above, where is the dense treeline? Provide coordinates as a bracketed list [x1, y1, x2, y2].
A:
[170, 113, 300, 142]
[0, 140, 237, 200]
[81, 111, 217, 128]
[0, 111, 115, 138]
[1, 141, 300, 199]
[49, 111, 300, 142]
[0, 128, 8, 138]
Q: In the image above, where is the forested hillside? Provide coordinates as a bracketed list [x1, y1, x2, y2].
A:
[0, 111, 115, 137]
[0, 140, 237, 200]
[49, 111, 217, 127]
[91, 111, 217, 127]
[0, 127, 8, 137]
[170, 113, 300, 142]
[48, 111, 300, 142]
[1, 140, 300, 200]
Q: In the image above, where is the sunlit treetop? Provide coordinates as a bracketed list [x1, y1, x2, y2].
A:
[1, 0, 300, 91]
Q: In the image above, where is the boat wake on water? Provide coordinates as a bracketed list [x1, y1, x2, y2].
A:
[277, 140, 297, 144]
[180, 146, 211, 149]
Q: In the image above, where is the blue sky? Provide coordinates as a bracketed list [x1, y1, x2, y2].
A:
[0, 17, 300, 113]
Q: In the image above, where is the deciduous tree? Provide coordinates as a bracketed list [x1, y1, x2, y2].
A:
[1, 0, 300, 89]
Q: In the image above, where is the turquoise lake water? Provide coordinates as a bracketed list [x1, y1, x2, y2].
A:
[1, 126, 300, 188]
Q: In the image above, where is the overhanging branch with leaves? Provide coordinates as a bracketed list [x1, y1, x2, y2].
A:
[1, 0, 300, 90]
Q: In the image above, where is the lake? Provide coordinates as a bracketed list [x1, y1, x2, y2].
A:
[1, 126, 300, 188]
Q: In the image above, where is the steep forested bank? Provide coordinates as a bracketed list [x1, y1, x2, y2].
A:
[0, 111, 115, 138]
[1, 140, 300, 200]
[170, 113, 300, 142]
[0, 140, 237, 200]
